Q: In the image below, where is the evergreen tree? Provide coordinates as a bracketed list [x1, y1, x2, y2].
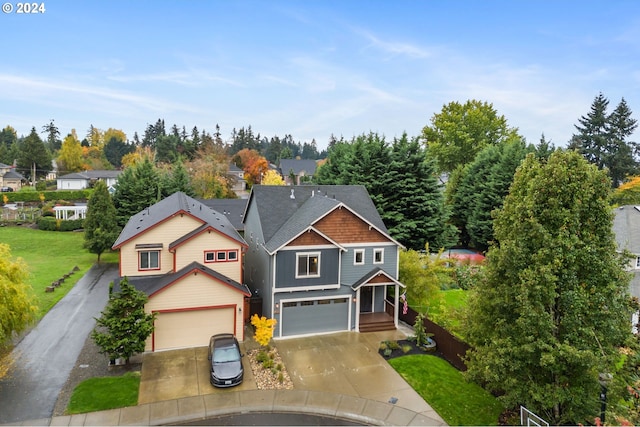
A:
[104, 136, 134, 168]
[83, 180, 120, 262]
[113, 158, 160, 226]
[17, 127, 51, 185]
[92, 277, 155, 364]
[465, 150, 633, 424]
[161, 159, 195, 197]
[155, 134, 178, 164]
[380, 134, 456, 250]
[42, 119, 61, 151]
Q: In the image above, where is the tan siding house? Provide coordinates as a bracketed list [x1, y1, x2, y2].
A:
[112, 192, 250, 352]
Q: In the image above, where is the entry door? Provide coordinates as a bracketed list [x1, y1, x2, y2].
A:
[360, 287, 373, 313]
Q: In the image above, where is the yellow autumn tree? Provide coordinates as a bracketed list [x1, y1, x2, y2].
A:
[261, 169, 285, 185]
[250, 314, 277, 347]
[612, 175, 640, 206]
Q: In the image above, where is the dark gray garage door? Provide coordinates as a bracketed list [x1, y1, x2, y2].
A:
[281, 297, 349, 337]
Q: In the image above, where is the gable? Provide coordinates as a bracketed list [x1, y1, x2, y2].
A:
[314, 207, 391, 244]
[287, 229, 334, 246]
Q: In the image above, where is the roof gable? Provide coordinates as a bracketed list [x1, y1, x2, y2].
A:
[351, 267, 405, 291]
[113, 192, 245, 249]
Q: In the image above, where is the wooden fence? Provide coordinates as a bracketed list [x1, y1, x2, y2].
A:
[399, 305, 471, 371]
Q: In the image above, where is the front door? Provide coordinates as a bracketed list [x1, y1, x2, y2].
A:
[360, 286, 373, 313]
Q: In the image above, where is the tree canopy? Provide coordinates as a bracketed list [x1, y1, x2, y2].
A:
[464, 150, 633, 424]
[83, 180, 120, 262]
[17, 127, 52, 184]
[0, 244, 37, 347]
[422, 100, 520, 174]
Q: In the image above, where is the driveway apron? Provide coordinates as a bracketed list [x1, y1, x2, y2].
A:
[0, 263, 118, 424]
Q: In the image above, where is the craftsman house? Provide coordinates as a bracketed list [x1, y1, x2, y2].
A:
[112, 192, 250, 351]
[243, 185, 405, 338]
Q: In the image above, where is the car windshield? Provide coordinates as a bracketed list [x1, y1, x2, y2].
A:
[213, 346, 240, 363]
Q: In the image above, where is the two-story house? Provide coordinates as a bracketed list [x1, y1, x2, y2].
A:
[243, 185, 405, 338]
[111, 192, 250, 351]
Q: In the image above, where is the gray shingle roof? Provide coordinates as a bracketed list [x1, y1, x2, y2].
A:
[198, 198, 247, 232]
[279, 159, 317, 176]
[114, 261, 251, 297]
[246, 185, 390, 252]
[2, 170, 24, 179]
[113, 192, 245, 249]
[613, 205, 640, 254]
[58, 170, 121, 180]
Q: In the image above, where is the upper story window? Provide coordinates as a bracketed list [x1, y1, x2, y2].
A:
[354, 249, 365, 265]
[296, 252, 320, 278]
[139, 251, 160, 270]
[205, 250, 239, 263]
[373, 248, 384, 264]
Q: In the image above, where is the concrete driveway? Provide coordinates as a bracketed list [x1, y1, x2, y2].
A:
[138, 328, 445, 424]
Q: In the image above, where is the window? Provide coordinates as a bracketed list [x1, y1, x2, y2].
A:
[283, 302, 297, 308]
[204, 250, 239, 263]
[139, 251, 160, 270]
[296, 252, 320, 278]
[373, 248, 384, 264]
[354, 249, 365, 265]
[301, 300, 314, 306]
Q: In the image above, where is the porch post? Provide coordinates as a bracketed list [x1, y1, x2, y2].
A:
[394, 284, 399, 328]
[354, 288, 360, 332]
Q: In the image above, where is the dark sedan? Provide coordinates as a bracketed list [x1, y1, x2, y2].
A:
[208, 333, 244, 387]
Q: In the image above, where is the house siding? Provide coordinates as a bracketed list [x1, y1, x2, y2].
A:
[274, 248, 340, 289]
[144, 272, 245, 350]
[340, 244, 399, 286]
[315, 208, 390, 244]
[243, 201, 273, 314]
[173, 231, 243, 283]
[119, 215, 203, 277]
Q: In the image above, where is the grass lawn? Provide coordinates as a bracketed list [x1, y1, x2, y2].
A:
[389, 354, 504, 426]
[0, 226, 118, 319]
[66, 372, 140, 414]
[416, 288, 468, 340]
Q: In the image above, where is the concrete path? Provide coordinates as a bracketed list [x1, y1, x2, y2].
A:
[0, 264, 118, 424]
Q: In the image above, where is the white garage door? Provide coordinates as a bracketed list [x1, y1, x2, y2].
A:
[154, 307, 235, 351]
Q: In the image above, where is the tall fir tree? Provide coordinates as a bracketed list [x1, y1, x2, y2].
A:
[112, 158, 160, 226]
[83, 180, 120, 262]
[17, 127, 51, 185]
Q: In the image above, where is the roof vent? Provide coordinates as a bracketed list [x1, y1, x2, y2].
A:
[290, 189, 295, 199]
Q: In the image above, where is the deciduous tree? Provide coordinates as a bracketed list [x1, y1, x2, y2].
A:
[0, 244, 37, 347]
[57, 130, 84, 173]
[92, 277, 155, 364]
[261, 169, 285, 185]
[422, 99, 520, 174]
[464, 150, 633, 424]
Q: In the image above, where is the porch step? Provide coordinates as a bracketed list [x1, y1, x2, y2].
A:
[359, 319, 396, 333]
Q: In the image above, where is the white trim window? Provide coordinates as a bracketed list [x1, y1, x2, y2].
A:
[354, 249, 365, 265]
[373, 248, 384, 264]
[139, 250, 160, 270]
[296, 252, 320, 278]
[204, 249, 239, 263]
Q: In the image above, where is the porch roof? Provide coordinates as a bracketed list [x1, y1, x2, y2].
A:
[350, 267, 405, 291]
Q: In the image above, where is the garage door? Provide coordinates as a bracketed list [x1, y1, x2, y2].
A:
[281, 298, 349, 337]
[154, 307, 234, 351]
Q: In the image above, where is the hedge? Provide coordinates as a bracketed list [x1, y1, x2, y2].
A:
[37, 217, 85, 231]
[2, 189, 93, 203]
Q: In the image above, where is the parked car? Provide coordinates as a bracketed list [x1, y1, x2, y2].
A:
[0, 186, 13, 192]
[208, 333, 244, 387]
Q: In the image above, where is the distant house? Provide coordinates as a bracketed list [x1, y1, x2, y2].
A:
[613, 205, 640, 300]
[279, 159, 317, 185]
[111, 192, 249, 351]
[0, 162, 25, 191]
[56, 170, 121, 190]
[227, 163, 247, 197]
[198, 198, 247, 235]
[243, 185, 406, 338]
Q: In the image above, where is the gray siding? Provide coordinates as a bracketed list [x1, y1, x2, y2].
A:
[275, 248, 340, 288]
[243, 201, 273, 315]
[341, 245, 399, 286]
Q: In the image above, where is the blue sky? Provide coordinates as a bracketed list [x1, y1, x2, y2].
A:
[2, 1, 639, 150]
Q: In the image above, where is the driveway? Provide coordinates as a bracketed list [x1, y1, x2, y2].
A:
[138, 328, 445, 425]
[0, 263, 118, 425]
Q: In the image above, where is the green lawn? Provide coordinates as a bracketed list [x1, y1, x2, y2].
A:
[66, 372, 140, 414]
[0, 226, 118, 319]
[418, 288, 468, 340]
[389, 354, 504, 426]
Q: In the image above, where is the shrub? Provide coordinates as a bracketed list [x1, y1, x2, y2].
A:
[402, 344, 413, 354]
[388, 340, 400, 350]
[262, 358, 274, 369]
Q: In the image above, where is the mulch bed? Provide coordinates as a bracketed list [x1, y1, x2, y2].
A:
[377, 339, 443, 360]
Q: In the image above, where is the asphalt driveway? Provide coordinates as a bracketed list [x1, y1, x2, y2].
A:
[138, 329, 445, 424]
[0, 263, 118, 425]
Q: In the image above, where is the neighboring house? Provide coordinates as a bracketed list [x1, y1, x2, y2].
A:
[0, 162, 24, 190]
[227, 163, 247, 197]
[56, 170, 121, 190]
[243, 185, 405, 338]
[112, 192, 250, 351]
[613, 205, 640, 299]
[279, 159, 317, 185]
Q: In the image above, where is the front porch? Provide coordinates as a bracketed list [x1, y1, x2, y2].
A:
[359, 303, 396, 332]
